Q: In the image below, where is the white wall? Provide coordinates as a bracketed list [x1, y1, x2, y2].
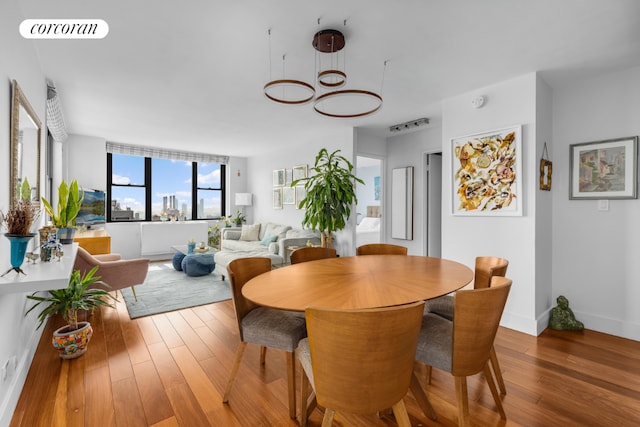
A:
[552, 66, 640, 341]
[0, 1, 49, 424]
[442, 73, 541, 335]
[386, 126, 443, 254]
[246, 126, 355, 256]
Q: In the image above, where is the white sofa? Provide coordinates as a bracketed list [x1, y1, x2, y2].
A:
[213, 222, 321, 279]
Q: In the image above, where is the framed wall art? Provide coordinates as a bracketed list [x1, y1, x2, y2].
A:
[273, 187, 283, 209]
[451, 125, 522, 216]
[295, 185, 306, 209]
[273, 169, 285, 186]
[292, 164, 308, 181]
[569, 136, 638, 200]
[283, 186, 295, 205]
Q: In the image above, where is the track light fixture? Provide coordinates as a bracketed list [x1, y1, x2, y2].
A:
[389, 117, 430, 133]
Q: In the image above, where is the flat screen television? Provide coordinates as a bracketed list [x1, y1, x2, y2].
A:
[76, 189, 106, 228]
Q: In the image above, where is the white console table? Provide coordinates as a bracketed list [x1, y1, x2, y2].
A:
[0, 242, 78, 295]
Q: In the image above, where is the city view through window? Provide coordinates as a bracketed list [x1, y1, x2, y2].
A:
[110, 154, 223, 221]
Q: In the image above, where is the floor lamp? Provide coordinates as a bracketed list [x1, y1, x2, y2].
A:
[235, 193, 253, 224]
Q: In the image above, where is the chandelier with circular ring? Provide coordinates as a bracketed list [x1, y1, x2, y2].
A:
[263, 27, 384, 119]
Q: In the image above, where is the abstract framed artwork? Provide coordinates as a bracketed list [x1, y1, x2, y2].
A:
[451, 125, 522, 216]
[569, 136, 638, 200]
[273, 187, 283, 209]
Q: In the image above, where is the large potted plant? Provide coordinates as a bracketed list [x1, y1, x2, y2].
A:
[293, 148, 363, 248]
[41, 179, 84, 243]
[25, 266, 117, 359]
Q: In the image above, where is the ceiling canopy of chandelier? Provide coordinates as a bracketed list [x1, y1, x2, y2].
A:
[263, 27, 384, 119]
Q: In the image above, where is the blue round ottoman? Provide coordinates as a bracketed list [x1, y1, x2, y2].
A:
[172, 251, 186, 271]
[181, 254, 215, 277]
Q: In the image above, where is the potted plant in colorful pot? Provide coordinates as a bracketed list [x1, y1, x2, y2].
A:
[41, 179, 84, 243]
[0, 180, 40, 275]
[292, 148, 363, 248]
[25, 266, 117, 359]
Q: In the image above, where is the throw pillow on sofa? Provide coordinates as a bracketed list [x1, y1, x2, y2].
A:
[240, 223, 260, 241]
[260, 234, 277, 246]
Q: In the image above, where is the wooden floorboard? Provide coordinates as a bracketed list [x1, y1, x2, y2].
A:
[10, 294, 640, 427]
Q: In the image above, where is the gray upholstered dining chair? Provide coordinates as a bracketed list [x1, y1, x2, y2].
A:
[424, 256, 509, 394]
[415, 276, 512, 427]
[355, 243, 408, 255]
[222, 257, 307, 419]
[290, 246, 337, 264]
[297, 301, 433, 427]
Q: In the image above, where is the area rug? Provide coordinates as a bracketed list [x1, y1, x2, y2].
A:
[120, 262, 231, 319]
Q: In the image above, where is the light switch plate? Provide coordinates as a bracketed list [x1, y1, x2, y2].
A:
[597, 200, 609, 211]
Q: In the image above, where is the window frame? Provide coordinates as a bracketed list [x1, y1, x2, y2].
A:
[107, 153, 226, 222]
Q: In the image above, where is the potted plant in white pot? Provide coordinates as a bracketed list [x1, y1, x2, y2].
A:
[292, 148, 363, 248]
[41, 179, 84, 243]
[25, 266, 117, 359]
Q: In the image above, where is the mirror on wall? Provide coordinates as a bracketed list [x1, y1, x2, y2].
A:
[10, 80, 42, 207]
[391, 166, 413, 240]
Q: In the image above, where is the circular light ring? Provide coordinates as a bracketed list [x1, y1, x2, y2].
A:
[313, 89, 383, 118]
[317, 69, 346, 88]
[263, 79, 315, 105]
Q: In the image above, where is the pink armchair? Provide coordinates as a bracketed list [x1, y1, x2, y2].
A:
[73, 247, 149, 300]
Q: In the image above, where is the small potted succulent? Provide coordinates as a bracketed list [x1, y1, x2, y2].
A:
[25, 266, 117, 359]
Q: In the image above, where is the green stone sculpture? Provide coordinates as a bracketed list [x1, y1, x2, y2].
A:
[549, 295, 584, 331]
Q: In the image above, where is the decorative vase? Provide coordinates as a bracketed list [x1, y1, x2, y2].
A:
[52, 321, 93, 359]
[5, 233, 36, 269]
[187, 242, 195, 254]
[57, 227, 76, 244]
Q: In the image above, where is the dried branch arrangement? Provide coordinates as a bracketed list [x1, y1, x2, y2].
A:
[0, 200, 39, 235]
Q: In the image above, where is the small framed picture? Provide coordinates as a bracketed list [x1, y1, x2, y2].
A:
[285, 169, 293, 185]
[273, 187, 283, 209]
[295, 185, 306, 209]
[283, 186, 295, 205]
[273, 169, 285, 186]
[569, 136, 638, 199]
[292, 165, 308, 182]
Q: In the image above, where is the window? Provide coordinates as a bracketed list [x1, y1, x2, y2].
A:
[107, 153, 226, 222]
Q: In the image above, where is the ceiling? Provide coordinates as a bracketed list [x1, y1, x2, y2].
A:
[19, 0, 640, 157]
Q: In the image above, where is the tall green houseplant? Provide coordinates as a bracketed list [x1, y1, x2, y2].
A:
[42, 179, 84, 228]
[293, 149, 364, 248]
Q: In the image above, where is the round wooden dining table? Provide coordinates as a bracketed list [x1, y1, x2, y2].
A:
[242, 255, 473, 311]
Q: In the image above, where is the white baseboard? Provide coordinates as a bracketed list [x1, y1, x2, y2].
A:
[0, 328, 44, 427]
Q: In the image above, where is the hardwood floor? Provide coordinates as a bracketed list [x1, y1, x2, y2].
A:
[11, 292, 640, 427]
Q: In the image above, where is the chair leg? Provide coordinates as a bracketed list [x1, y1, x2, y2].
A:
[130, 286, 137, 301]
[321, 408, 335, 427]
[489, 345, 507, 395]
[410, 371, 437, 421]
[286, 351, 297, 419]
[483, 363, 506, 419]
[299, 368, 317, 427]
[454, 376, 469, 427]
[222, 342, 247, 403]
[426, 365, 433, 384]
[260, 346, 267, 365]
[391, 400, 412, 427]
